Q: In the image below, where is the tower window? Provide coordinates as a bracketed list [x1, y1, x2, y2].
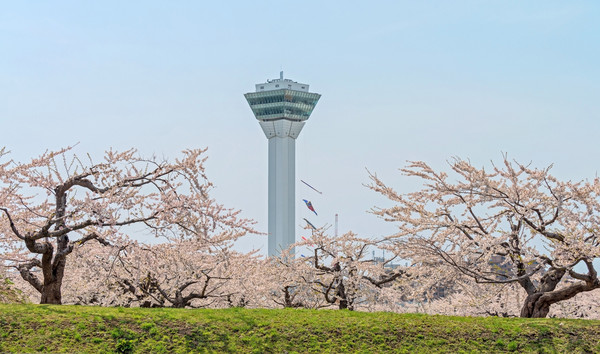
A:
[275, 84, 279, 88]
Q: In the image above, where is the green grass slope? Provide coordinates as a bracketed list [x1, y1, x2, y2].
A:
[0, 304, 599, 353]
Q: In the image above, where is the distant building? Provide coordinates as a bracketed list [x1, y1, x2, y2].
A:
[373, 256, 401, 270]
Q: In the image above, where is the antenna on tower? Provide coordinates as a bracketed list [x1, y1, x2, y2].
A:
[280, 71, 284, 80]
[335, 213, 338, 237]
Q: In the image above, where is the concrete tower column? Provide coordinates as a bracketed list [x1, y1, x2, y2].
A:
[268, 136, 295, 255]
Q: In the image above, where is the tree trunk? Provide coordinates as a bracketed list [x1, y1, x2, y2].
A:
[520, 293, 549, 318]
[38, 236, 69, 305]
[40, 280, 62, 304]
[282, 286, 303, 308]
[172, 292, 186, 308]
[519, 267, 567, 318]
[336, 282, 355, 310]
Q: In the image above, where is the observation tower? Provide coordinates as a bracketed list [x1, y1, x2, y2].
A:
[245, 72, 321, 257]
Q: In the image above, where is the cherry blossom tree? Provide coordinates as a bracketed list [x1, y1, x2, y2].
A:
[369, 157, 600, 318]
[266, 247, 332, 310]
[109, 243, 259, 308]
[215, 255, 272, 309]
[293, 229, 407, 311]
[0, 146, 254, 305]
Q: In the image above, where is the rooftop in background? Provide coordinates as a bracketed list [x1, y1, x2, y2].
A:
[255, 71, 310, 92]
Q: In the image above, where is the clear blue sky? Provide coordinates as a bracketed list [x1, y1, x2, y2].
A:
[1, 1, 599, 255]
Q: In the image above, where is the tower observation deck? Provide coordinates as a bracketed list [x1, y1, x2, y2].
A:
[245, 72, 321, 257]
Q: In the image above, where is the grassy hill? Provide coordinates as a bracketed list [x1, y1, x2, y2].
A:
[0, 304, 599, 353]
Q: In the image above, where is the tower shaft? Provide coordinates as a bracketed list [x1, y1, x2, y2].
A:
[268, 136, 295, 257]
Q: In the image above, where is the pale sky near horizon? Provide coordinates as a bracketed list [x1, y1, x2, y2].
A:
[1, 1, 599, 256]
